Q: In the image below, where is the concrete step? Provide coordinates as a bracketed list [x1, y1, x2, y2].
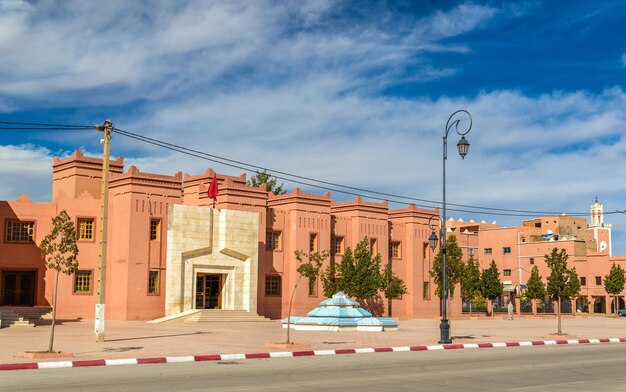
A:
[0, 306, 53, 322]
[0, 310, 35, 328]
[184, 310, 272, 323]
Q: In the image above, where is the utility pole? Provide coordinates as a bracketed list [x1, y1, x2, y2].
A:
[95, 120, 112, 342]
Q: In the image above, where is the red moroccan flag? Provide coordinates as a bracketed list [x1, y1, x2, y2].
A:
[208, 176, 219, 199]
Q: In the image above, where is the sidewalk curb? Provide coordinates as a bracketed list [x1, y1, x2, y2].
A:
[1, 337, 625, 371]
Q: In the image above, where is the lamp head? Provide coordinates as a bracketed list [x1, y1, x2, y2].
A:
[428, 230, 439, 251]
[457, 136, 469, 159]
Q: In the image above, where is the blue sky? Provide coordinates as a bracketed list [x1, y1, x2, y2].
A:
[1, 0, 625, 254]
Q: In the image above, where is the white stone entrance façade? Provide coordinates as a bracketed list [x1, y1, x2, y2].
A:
[164, 204, 259, 316]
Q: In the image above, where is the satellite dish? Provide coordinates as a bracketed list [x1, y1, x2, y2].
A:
[547, 229, 553, 235]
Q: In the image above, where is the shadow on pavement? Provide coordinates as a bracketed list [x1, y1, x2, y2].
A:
[105, 331, 209, 342]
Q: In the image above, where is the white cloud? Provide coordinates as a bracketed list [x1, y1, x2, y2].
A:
[1, 1, 626, 254]
[0, 1, 501, 104]
[0, 145, 53, 201]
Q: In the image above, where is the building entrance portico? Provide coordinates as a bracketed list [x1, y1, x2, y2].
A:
[165, 205, 259, 317]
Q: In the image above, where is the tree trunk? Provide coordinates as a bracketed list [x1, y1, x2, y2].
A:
[286, 275, 302, 344]
[615, 294, 619, 318]
[557, 296, 562, 335]
[388, 297, 393, 318]
[48, 270, 60, 353]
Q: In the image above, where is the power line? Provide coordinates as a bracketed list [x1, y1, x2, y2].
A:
[0, 121, 94, 128]
[2, 119, 616, 217]
[111, 126, 600, 217]
[0, 127, 93, 130]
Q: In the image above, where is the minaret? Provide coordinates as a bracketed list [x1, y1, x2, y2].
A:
[589, 196, 612, 255]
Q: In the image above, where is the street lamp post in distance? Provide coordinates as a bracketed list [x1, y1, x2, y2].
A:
[436, 109, 473, 344]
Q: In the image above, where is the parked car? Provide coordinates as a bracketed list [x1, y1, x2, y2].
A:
[618, 309, 626, 317]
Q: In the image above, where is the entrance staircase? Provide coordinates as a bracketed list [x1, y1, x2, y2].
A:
[0, 306, 52, 328]
[184, 309, 272, 323]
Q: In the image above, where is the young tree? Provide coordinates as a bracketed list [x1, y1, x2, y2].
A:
[460, 256, 482, 316]
[39, 210, 79, 353]
[381, 260, 408, 317]
[604, 263, 626, 317]
[430, 235, 464, 315]
[430, 235, 464, 298]
[247, 170, 287, 195]
[286, 250, 330, 344]
[545, 248, 581, 335]
[526, 265, 546, 313]
[337, 237, 383, 301]
[481, 260, 503, 317]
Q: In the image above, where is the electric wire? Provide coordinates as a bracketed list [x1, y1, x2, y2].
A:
[1, 120, 620, 217]
[112, 126, 595, 217]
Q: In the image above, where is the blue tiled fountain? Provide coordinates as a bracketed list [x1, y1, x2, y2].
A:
[281, 292, 399, 331]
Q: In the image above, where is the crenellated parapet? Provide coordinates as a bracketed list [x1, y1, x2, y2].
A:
[52, 149, 124, 200]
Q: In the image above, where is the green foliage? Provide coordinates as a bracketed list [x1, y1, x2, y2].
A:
[247, 170, 287, 195]
[430, 235, 464, 298]
[481, 260, 503, 301]
[525, 266, 546, 300]
[460, 255, 482, 302]
[604, 263, 626, 296]
[320, 260, 339, 298]
[294, 249, 330, 280]
[39, 210, 79, 274]
[336, 238, 383, 301]
[545, 248, 581, 302]
[381, 260, 408, 300]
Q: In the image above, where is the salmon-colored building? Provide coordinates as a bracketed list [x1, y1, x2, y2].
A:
[0, 152, 624, 324]
[448, 197, 625, 315]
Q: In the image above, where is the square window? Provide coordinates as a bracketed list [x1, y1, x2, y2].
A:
[150, 219, 160, 241]
[77, 218, 94, 241]
[580, 277, 586, 286]
[595, 276, 602, 285]
[389, 241, 401, 259]
[5, 220, 35, 242]
[503, 247, 511, 254]
[74, 270, 92, 293]
[332, 236, 344, 254]
[265, 275, 281, 296]
[148, 271, 159, 294]
[266, 230, 281, 250]
[529, 257, 535, 265]
[309, 233, 318, 252]
[468, 248, 475, 255]
[484, 248, 492, 255]
[504, 269, 511, 276]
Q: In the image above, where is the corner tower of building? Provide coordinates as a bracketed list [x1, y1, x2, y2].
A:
[52, 150, 124, 200]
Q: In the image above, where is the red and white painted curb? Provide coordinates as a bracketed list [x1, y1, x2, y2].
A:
[1, 337, 625, 371]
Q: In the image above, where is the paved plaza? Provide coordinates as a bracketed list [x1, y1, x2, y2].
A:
[1, 315, 625, 365]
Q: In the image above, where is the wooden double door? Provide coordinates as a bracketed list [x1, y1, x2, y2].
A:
[1, 271, 36, 306]
[195, 273, 223, 309]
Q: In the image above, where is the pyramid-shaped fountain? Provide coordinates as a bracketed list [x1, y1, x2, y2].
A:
[281, 292, 399, 331]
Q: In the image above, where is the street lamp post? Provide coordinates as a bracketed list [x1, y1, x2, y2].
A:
[434, 110, 473, 344]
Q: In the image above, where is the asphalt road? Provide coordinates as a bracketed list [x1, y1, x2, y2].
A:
[2, 344, 626, 392]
